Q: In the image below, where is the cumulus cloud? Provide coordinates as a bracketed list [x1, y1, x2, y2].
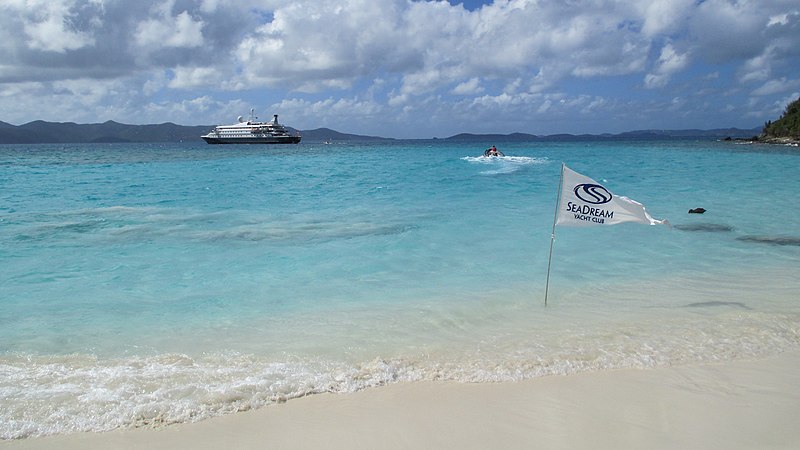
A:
[0, 0, 797, 136]
[637, 0, 694, 37]
[24, 17, 94, 53]
[18, 0, 98, 53]
[236, 0, 421, 92]
[644, 43, 690, 89]
[135, 10, 205, 49]
[687, 0, 777, 63]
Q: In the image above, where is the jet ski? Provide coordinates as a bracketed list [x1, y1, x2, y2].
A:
[483, 147, 504, 157]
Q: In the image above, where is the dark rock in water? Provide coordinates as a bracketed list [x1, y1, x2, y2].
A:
[688, 208, 706, 214]
[673, 223, 734, 232]
[737, 235, 800, 246]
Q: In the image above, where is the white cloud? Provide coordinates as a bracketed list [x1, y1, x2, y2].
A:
[169, 67, 223, 89]
[537, 99, 552, 114]
[20, 0, 96, 53]
[688, 0, 767, 63]
[637, 0, 693, 37]
[135, 10, 205, 49]
[143, 72, 168, 96]
[644, 43, 689, 89]
[751, 78, 800, 96]
[658, 45, 689, 73]
[767, 13, 789, 27]
[739, 54, 772, 83]
[142, 96, 219, 121]
[233, 0, 659, 96]
[737, 11, 799, 85]
[387, 92, 408, 107]
[0, 81, 46, 101]
[267, 96, 384, 132]
[452, 78, 483, 95]
[0, 78, 136, 124]
[236, 0, 414, 91]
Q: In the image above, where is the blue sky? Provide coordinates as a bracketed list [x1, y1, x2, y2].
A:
[0, 0, 798, 138]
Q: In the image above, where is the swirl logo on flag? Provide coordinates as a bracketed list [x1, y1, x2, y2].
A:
[573, 183, 612, 204]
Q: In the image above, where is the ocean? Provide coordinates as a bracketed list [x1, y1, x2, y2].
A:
[2, 140, 799, 438]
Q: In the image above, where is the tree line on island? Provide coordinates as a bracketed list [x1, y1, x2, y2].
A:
[757, 96, 800, 144]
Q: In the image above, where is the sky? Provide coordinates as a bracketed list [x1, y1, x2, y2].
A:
[0, 0, 798, 139]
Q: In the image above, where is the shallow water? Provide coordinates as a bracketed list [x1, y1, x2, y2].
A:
[2, 140, 799, 438]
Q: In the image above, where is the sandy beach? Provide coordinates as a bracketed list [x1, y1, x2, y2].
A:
[4, 350, 798, 450]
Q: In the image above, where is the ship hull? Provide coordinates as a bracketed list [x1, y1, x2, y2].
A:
[201, 136, 301, 144]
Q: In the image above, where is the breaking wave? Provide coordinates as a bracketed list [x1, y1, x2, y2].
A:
[461, 155, 549, 174]
[3, 309, 799, 439]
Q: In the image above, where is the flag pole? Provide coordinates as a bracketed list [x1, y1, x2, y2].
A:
[544, 163, 565, 307]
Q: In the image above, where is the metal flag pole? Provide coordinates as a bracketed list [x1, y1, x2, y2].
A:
[544, 163, 565, 307]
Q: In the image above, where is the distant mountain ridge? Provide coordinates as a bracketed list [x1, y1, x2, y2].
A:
[300, 127, 390, 142]
[0, 120, 761, 144]
[0, 120, 210, 144]
[445, 127, 761, 142]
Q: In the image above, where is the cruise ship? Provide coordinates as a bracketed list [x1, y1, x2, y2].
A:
[201, 110, 302, 144]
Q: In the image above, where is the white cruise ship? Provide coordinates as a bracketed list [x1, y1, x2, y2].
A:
[201, 110, 302, 144]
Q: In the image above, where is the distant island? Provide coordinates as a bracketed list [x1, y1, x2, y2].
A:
[0, 119, 763, 145]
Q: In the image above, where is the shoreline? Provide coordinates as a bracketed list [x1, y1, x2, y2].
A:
[730, 136, 800, 146]
[5, 350, 799, 450]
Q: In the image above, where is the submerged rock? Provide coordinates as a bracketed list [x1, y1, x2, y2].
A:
[673, 223, 733, 232]
[688, 207, 706, 214]
[737, 235, 800, 246]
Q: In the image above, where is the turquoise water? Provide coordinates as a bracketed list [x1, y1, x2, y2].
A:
[2, 140, 800, 438]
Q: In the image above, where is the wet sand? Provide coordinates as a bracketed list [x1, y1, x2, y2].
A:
[4, 351, 799, 450]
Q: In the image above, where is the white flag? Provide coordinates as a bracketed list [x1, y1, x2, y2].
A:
[556, 164, 667, 227]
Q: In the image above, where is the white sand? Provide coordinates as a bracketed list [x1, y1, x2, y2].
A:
[4, 351, 799, 450]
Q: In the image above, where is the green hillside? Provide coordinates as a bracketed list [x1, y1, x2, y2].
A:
[762, 96, 800, 141]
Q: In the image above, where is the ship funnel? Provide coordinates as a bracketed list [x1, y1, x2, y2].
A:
[273, 115, 279, 124]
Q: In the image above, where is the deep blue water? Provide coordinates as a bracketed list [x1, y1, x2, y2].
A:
[2, 140, 799, 438]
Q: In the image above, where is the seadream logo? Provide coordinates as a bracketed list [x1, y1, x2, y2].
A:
[573, 183, 612, 204]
